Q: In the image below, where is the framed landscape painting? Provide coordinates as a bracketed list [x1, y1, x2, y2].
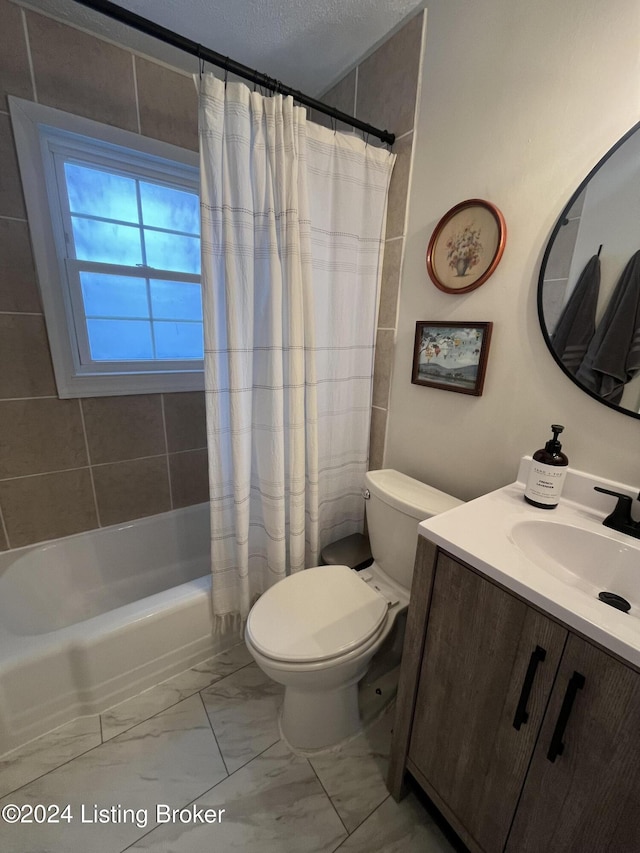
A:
[411, 321, 493, 396]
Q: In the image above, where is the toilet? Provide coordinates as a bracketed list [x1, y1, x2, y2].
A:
[244, 469, 463, 751]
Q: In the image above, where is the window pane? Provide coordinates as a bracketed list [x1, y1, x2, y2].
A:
[150, 280, 202, 321]
[64, 163, 139, 223]
[72, 217, 143, 265]
[140, 182, 200, 235]
[144, 229, 200, 274]
[87, 319, 153, 360]
[81, 272, 149, 319]
[154, 321, 203, 359]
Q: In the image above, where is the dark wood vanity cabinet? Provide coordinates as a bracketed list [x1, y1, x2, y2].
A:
[407, 551, 567, 852]
[388, 537, 640, 853]
[506, 633, 640, 853]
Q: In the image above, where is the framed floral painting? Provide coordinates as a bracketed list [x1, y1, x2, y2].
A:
[411, 321, 493, 395]
[426, 199, 506, 293]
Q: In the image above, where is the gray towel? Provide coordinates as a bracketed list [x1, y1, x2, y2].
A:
[552, 254, 600, 374]
[576, 250, 640, 403]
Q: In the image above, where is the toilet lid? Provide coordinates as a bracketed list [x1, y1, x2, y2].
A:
[246, 565, 388, 663]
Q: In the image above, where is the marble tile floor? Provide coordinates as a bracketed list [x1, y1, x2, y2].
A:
[0, 643, 458, 853]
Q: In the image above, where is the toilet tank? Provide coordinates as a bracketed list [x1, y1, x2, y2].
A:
[364, 469, 463, 591]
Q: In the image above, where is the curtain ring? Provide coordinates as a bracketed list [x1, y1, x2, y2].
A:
[197, 45, 204, 79]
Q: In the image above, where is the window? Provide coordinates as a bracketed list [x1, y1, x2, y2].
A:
[9, 97, 203, 397]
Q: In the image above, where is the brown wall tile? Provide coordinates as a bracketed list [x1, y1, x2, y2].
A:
[545, 218, 579, 280]
[372, 329, 394, 409]
[136, 58, 198, 151]
[567, 188, 586, 219]
[368, 407, 387, 470]
[0, 219, 41, 313]
[0, 314, 56, 399]
[0, 0, 34, 108]
[357, 13, 423, 139]
[378, 238, 403, 328]
[0, 12, 214, 551]
[313, 16, 423, 478]
[0, 398, 87, 478]
[82, 395, 165, 464]
[0, 513, 7, 551]
[541, 278, 568, 332]
[0, 468, 97, 547]
[0, 112, 26, 218]
[169, 449, 209, 508]
[385, 132, 412, 239]
[312, 70, 356, 131]
[93, 456, 170, 526]
[26, 11, 137, 131]
[163, 391, 206, 452]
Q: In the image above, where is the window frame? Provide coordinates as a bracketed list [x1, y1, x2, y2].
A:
[9, 97, 204, 398]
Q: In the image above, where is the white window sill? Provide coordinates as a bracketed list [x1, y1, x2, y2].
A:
[55, 369, 205, 398]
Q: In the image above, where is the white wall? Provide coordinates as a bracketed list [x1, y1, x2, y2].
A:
[385, 0, 640, 500]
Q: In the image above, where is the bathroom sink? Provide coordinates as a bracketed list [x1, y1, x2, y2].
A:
[417, 459, 640, 668]
[510, 520, 640, 615]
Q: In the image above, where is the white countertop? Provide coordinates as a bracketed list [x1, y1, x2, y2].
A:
[418, 458, 640, 669]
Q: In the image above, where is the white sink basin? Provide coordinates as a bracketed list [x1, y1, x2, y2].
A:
[418, 459, 640, 668]
[510, 520, 640, 617]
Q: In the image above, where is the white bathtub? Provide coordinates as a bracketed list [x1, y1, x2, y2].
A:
[0, 503, 236, 756]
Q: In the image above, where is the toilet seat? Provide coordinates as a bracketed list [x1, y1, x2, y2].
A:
[245, 565, 388, 665]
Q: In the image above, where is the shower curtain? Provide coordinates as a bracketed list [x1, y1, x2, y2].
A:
[199, 74, 395, 627]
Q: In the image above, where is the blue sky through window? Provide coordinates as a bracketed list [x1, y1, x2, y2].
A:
[154, 322, 204, 359]
[64, 158, 202, 363]
[87, 319, 154, 360]
[72, 218, 143, 265]
[140, 182, 200, 234]
[65, 163, 138, 223]
[80, 272, 148, 318]
[150, 280, 203, 320]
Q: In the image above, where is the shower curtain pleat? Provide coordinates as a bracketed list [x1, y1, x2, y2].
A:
[199, 74, 395, 627]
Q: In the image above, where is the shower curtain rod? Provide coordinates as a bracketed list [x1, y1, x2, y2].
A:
[71, 0, 396, 145]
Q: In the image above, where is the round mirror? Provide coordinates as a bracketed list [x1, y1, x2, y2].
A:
[539, 121, 640, 421]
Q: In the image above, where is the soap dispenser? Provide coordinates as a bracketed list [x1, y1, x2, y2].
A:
[524, 425, 568, 509]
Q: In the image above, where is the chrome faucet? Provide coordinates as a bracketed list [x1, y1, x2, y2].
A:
[594, 486, 640, 539]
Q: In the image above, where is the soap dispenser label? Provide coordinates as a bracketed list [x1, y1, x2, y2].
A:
[525, 462, 567, 506]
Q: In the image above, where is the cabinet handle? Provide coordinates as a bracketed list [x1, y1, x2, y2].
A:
[513, 645, 547, 730]
[546, 671, 586, 763]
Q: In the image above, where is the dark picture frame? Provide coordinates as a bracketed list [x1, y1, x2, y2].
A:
[426, 199, 506, 294]
[411, 321, 493, 395]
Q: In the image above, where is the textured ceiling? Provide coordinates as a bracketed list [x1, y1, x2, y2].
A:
[17, 0, 425, 96]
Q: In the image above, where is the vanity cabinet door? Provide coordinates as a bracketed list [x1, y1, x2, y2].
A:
[408, 553, 567, 853]
[505, 633, 640, 853]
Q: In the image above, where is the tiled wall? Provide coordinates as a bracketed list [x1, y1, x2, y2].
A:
[0, 1, 207, 551]
[541, 189, 585, 334]
[311, 12, 425, 470]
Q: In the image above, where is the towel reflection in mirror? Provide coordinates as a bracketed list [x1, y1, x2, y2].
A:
[552, 253, 600, 375]
[553, 250, 640, 404]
